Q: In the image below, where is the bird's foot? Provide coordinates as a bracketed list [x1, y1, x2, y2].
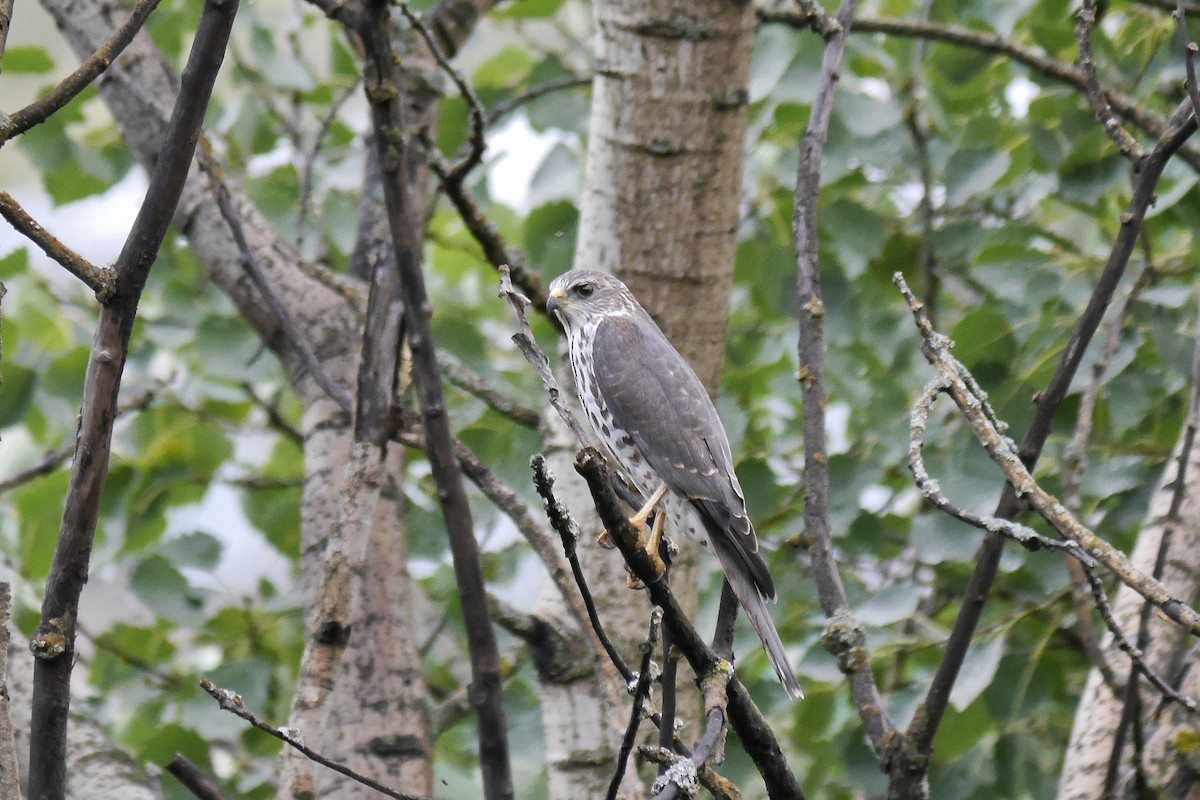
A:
[596, 529, 616, 549]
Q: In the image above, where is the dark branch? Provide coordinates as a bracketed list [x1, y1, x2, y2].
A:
[792, 0, 897, 763]
[0, 0, 165, 145]
[1075, 1, 1144, 161]
[166, 754, 231, 800]
[606, 607, 663, 800]
[0, 192, 113, 297]
[201, 678, 428, 800]
[354, 0, 512, 794]
[27, 2, 238, 796]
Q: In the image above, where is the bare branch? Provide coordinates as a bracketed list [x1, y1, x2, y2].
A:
[792, 0, 897, 762]
[606, 607, 662, 800]
[197, 149, 355, 415]
[0, 0, 12, 73]
[354, 1, 512, 793]
[0, 0, 165, 145]
[440, 351, 541, 428]
[1075, 1, 1145, 161]
[397, 1, 485, 182]
[431, 150, 548, 311]
[27, 3, 237, 794]
[499, 266, 588, 442]
[487, 76, 592, 124]
[0, 192, 113, 297]
[201, 678, 428, 800]
[896, 273, 1200, 638]
[1178, 0, 1200, 126]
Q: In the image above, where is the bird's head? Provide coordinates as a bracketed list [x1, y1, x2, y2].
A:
[546, 269, 634, 332]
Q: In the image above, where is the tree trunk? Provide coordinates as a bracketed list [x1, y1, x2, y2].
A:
[536, 0, 756, 796]
[1057, 435, 1200, 799]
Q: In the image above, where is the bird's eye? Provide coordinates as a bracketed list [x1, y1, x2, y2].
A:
[576, 282, 595, 298]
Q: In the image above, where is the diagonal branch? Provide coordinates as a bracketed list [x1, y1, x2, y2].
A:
[26, 1, 238, 796]
[891, 98, 1198, 795]
[0, 0, 165, 145]
[0, 192, 113, 297]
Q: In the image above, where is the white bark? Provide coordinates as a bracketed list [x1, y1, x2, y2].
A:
[1058, 436, 1200, 799]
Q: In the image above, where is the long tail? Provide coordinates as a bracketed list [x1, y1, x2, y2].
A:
[710, 535, 804, 699]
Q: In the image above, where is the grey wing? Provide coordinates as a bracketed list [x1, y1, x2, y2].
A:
[591, 313, 775, 598]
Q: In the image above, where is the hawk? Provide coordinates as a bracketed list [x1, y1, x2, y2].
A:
[547, 269, 802, 699]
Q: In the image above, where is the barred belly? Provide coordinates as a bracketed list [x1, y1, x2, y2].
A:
[567, 327, 706, 546]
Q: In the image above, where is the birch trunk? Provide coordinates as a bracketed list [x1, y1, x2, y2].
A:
[537, 1, 756, 796]
[1057, 435, 1200, 799]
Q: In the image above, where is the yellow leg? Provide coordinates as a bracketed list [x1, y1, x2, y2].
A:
[629, 483, 669, 540]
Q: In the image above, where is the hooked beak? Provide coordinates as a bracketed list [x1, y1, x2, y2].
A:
[546, 288, 565, 317]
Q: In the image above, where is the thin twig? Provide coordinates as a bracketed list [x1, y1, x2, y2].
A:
[430, 150, 547, 311]
[486, 76, 592, 124]
[606, 607, 663, 800]
[27, 2, 238, 795]
[1076, 1, 1145, 161]
[0, 192, 113, 297]
[197, 150, 355, 415]
[792, 0, 896, 761]
[296, 79, 361, 255]
[1177, 0, 1200, 125]
[200, 678, 427, 800]
[0, 0, 165, 144]
[440, 351, 541, 428]
[651, 661, 738, 800]
[498, 266, 588, 442]
[397, 1, 485, 182]
[529, 453, 632, 678]
[896, 273, 1200, 638]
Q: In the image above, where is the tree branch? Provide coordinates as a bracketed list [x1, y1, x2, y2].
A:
[201, 678, 427, 800]
[26, 2, 237, 795]
[792, 0, 898, 763]
[353, 1, 512, 794]
[0, 0, 165, 145]
[166, 754, 231, 800]
[606, 607, 662, 800]
[0, 192, 113, 297]
[890, 98, 1198, 795]
[1075, 0, 1144, 161]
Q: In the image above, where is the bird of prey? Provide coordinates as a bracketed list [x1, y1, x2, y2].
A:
[546, 269, 802, 699]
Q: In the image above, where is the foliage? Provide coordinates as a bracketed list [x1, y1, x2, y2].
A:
[1, 0, 1197, 798]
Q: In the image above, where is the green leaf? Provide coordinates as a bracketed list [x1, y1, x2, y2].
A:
[0, 363, 36, 427]
[4, 45, 55, 74]
[158, 531, 223, 569]
[131, 554, 206, 623]
[949, 635, 1007, 711]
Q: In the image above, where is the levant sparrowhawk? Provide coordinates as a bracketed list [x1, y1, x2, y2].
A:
[547, 269, 802, 699]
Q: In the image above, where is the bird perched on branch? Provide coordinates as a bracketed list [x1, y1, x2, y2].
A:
[546, 269, 802, 699]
